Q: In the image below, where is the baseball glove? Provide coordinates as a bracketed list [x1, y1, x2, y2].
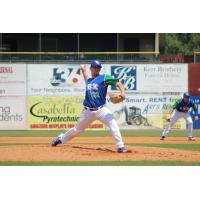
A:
[163, 115, 171, 122]
[109, 93, 125, 104]
[166, 118, 171, 122]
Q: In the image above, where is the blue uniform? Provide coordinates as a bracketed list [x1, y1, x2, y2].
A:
[52, 61, 127, 151]
[83, 74, 118, 108]
[161, 97, 198, 140]
[172, 98, 197, 114]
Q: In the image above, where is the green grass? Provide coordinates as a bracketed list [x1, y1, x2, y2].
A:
[0, 130, 200, 137]
[0, 160, 200, 166]
[129, 143, 200, 152]
[0, 143, 49, 146]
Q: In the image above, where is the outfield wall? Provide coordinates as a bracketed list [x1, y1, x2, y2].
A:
[0, 63, 200, 130]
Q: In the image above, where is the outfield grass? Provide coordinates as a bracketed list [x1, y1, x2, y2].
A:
[0, 130, 200, 137]
[0, 160, 200, 166]
[0, 143, 49, 146]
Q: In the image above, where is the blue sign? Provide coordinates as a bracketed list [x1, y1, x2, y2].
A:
[111, 66, 137, 90]
[190, 96, 200, 129]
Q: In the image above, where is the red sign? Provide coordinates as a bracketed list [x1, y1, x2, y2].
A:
[188, 64, 200, 95]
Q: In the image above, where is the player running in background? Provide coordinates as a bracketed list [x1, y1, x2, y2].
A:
[52, 60, 128, 153]
[161, 92, 199, 141]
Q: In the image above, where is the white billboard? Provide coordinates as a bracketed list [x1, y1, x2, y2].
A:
[0, 63, 27, 96]
[109, 64, 188, 93]
[137, 64, 188, 92]
[0, 97, 26, 130]
[28, 63, 188, 96]
[28, 64, 88, 96]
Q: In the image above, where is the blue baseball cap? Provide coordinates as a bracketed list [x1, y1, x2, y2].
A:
[91, 60, 102, 68]
[183, 92, 190, 98]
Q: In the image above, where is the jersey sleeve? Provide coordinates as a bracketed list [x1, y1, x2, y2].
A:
[192, 102, 198, 115]
[171, 100, 178, 109]
[104, 75, 119, 87]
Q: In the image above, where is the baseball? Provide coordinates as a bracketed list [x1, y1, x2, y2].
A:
[80, 64, 86, 72]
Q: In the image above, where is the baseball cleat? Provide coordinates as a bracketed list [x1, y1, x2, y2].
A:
[117, 146, 128, 153]
[52, 137, 62, 146]
[188, 137, 195, 141]
[160, 136, 165, 140]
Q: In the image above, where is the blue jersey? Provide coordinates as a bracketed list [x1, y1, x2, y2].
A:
[172, 98, 197, 114]
[83, 74, 118, 108]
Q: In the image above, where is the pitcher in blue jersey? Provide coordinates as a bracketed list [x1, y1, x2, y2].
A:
[161, 92, 199, 141]
[52, 60, 128, 153]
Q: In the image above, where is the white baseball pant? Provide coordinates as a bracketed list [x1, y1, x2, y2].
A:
[162, 109, 193, 137]
[58, 106, 125, 148]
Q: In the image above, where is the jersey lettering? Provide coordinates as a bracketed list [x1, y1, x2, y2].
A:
[87, 83, 98, 90]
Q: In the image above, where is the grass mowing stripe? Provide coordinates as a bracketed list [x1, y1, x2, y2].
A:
[0, 143, 49, 146]
[128, 143, 200, 152]
[0, 160, 200, 166]
[0, 142, 114, 146]
[0, 130, 200, 137]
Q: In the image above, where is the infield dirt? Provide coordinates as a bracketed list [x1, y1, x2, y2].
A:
[0, 136, 200, 162]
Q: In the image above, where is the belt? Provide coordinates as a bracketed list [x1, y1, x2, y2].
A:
[84, 105, 104, 111]
[177, 109, 188, 113]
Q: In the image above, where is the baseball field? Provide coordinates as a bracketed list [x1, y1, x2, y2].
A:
[1, 130, 200, 166]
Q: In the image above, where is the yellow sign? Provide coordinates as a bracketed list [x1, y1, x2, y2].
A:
[28, 96, 105, 130]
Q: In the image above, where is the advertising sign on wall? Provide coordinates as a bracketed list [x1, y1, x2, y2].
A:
[28, 63, 188, 96]
[137, 64, 188, 93]
[0, 64, 26, 96]
[110, 65, 137, 91]
[109, 64, 188, 93]
[106, 94, 186, 130]
[0, 97, 26, 130]
[28, 64, 86, 96]
[28, 96, 105, 130]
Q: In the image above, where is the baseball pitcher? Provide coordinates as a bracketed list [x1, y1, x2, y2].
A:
[52, 60, 128, 153]
[161, 92, 199, 141]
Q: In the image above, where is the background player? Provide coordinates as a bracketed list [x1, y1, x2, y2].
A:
[52, 60, 128, 153]
[161, 92, 199, 141]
